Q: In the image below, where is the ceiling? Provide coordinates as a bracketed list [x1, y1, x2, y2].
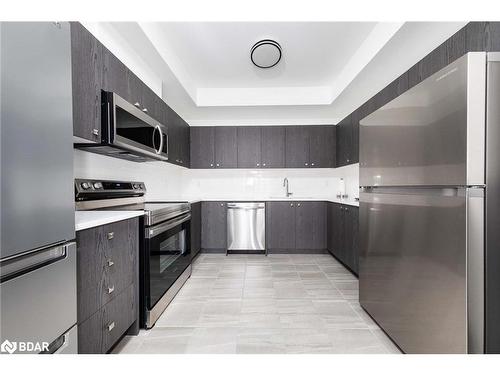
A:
[102, 21, 467, 125]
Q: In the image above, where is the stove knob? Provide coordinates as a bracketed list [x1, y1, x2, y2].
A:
[81, 182, 91, 190]
[133, 183, 140, 189]
[93, 182, 103, 189]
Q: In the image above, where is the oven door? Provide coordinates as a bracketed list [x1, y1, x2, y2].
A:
[144, 213, 191, 311]
[103, 91, 169, 161]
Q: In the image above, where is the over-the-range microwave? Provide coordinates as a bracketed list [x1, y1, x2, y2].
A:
[75, 91, 168, 162]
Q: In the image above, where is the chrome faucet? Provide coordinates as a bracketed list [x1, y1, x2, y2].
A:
[283, 177, 293, 198]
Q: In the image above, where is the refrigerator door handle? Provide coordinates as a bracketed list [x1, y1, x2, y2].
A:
[0, 242, 69, 283]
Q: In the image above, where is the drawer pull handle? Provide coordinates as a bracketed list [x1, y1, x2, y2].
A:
[107, 286, 115, 294]
[107, 232, 114, 240]
[107, 259, 114, 267]
[107, 322, 115, 332]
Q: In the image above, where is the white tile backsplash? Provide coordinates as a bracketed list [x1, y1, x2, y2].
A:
[74, 149, 359, 202]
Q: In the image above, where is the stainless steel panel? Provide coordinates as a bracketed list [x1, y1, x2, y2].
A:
[146, 265, 191, 329]
[360, 52, 486, 187]
[466, 188, 484, 354]
[1, 22, 75, 259]
[227, 203, 265, 250]
[0, 242, 77, 353]
[145, 213, 191, 238]
[359, 188, 468, 353]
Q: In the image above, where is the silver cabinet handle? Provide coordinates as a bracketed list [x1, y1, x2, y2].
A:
[290, 203, 294, 207]
[142, 108, 148, 113]
[92, 128, 99, 136]
[134, 102, 141, 108]
[257, 163, 260, 167]
[107, 322, 115, 332]
[347, 159, 350, 162]
[297, 203, 301, 207]
[107, 232, 114, 240]
[311, 163, 315, 166]
[107, 286, 115, 294]
[220, 203, 224, 207]
[263, 163, 266, 166]
[305, 163, 309, 166]
[107, 259, 114, 267]
[210, 163, 214, 167]
[216, 163, 220, 167]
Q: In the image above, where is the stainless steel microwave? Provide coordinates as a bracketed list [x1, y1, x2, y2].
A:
[75, 91, 168, 162]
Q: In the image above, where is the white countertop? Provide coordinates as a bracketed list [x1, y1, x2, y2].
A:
[75, 210, 144, 231]
[186, 198, 359, 207]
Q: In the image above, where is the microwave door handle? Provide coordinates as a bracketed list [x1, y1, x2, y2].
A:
[158, 125, 164, 154]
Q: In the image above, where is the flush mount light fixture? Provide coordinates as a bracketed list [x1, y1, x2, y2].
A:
[250, 39, 282, 69]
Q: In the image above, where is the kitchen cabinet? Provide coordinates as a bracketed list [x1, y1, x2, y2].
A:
[76, 217, 139, 353]
[327, 202, 359, 275]
[285, 126, 310, 168]
[336, 116, 353, 167]
[191, 201, 202, 259]
[237, 127, 262, 168]
[201, 202, 227, 250]
[266, 201, 296, 251]
[261, 126, 285, 168]
[70, 22, 103, 143]
[215, 127, 238, 168]
[309, 125, 336, 168]
[295, 202, 327, 250]
[190, 127, 215, 168]
[266, 201, 327, 252]
[167, 108, 190, 167]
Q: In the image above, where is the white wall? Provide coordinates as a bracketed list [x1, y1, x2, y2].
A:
[74, 150, 185, 201]
[180, 163, 359, 201]
[74, 149, 359, 202]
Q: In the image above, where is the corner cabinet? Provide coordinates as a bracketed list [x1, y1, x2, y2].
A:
[327, 203, 359, 275]
[76, 217, 139, 354]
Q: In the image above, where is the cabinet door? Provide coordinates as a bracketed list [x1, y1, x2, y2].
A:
[76, 226, 110, 324]
[327, 203, 335, 254]
[285, 126, 310, 168]
[190, 202, 202, 258]
[215, 127, 237, 168]
[237, 127, 261, 168]
[343, 206, 354, 271]
[309, 126, 335, 168]
[102, 48, 129, 102]
[350, 111, 360, 165]
[261, 126, 285, 168]
[201, 202, 227, 250]
[295, 202, 327, 250]
[166, 107, 181, 165]
[332, 204, 345, 262]
[350, 207, 359, 274]
[336, 116, 352, 167]
[266, 202, 296, 250]
[190, 127, 215, 168]
[70, 22, 103, 143]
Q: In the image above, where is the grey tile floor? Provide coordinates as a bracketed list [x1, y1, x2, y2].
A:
[112, 253, 401, 354]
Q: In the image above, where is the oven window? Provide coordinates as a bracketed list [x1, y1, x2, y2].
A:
[147, 222, 191, 309]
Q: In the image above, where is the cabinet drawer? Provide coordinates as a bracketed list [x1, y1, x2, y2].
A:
[78, 283, 137, 354]
[102, 218, 138, 296]
[76, 217, 138, 324]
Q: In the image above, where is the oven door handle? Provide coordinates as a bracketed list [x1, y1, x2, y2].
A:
[145, 213, 191, 238]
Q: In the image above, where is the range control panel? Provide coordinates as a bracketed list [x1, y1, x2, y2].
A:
[75, 178, 146, 201]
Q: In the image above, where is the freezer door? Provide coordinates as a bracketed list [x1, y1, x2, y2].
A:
[359, 52, 486, 187]
[1, 23, 75, 259]
[359, 187, 484, 354]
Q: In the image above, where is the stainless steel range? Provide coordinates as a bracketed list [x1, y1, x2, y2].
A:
[75, 179, 192, 329]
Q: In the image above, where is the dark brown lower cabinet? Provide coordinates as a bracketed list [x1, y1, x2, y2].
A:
[201, 201, 227, 251]
[76, 217, 139, 354]
[327, 202, 359, 275]
[266, 201, 327, 253]
[191, 201, 202, 258]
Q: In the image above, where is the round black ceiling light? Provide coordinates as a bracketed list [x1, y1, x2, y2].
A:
[250, 39, 282, 69]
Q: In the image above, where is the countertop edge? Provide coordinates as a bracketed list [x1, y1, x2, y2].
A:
[75, 211, 144, 232]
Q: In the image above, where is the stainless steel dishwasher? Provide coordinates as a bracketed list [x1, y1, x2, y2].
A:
[227, 202, 266, 254]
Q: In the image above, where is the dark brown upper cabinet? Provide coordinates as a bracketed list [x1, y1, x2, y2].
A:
[286, 126, 335, 168]
[214, 127, 237, 168]
[190, 127, 215, 168]
[261, 126, 285, 168]
[71, 22, 104, 142]
[167, 108, 190, 167]
[237, 127, 262, 168]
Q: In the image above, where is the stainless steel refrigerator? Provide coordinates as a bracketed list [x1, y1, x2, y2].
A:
[359, 52, 500, 354]
[1, 23, 77, 353]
